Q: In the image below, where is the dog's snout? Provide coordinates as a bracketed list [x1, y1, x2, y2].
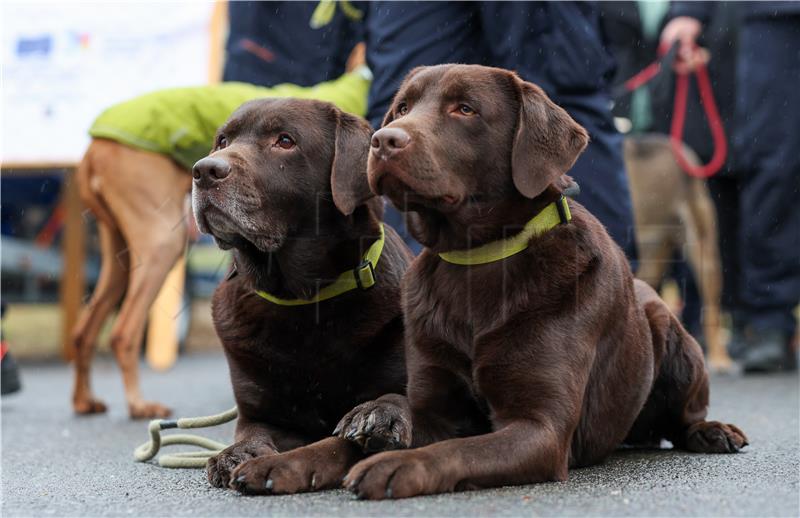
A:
[193, 156, 232, 187]
[371, 127, 411, 158]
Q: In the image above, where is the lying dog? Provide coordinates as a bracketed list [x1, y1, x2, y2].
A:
[336, 64, 747, 499]
[71, 71, 370, 419]
[192, 98, 412, 491]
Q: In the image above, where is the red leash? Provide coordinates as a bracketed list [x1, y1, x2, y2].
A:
[669, 60, 728, 178]
[623, 59, 664, 92]
[620, 43, 728, 178]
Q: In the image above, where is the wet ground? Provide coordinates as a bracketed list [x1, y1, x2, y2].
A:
[2, 353, 798, 517]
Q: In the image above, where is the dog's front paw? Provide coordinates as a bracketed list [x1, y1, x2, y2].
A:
[334, 399, 411, 453]
[228, 448, 339, 495]
[207, 441, 275, 488]
[343, 450, 442, 500]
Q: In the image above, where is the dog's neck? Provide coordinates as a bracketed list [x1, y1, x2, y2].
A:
[232, 205, 381, 300]
[410, 187, 563, 253]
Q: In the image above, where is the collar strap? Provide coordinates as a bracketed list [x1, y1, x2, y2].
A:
[255, 223, 385, 306]
[438, 196, 571, 265]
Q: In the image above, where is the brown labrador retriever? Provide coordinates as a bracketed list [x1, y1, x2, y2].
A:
[337, 64, 747, 499]
[192, 98, 412, 492]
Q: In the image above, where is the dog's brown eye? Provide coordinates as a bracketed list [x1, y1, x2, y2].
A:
[276, 133, 295, 149]
[457, 104, 475, 116]
[217, 135, 228, 149]
[397, 103, 408, 117]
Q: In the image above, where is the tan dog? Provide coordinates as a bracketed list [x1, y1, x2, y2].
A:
[624, 133, 732, 372]
[71, 140, 191, 418]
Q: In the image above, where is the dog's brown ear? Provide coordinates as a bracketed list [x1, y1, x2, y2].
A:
[511, 76, 589, 199]
[331, 110, 374, 215]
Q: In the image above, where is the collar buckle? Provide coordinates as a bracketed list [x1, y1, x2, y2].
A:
[353, 259, 376, 290]
[556, 195, 571, 225]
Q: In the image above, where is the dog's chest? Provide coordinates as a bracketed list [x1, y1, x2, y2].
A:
[226, 328, 366, 435]
[212, 285, 404, 436]
[406, 261, 538, 353]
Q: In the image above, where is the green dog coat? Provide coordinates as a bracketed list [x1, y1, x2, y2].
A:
[88, 69, 370, 170]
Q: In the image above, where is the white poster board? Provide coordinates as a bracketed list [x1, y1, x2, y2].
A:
[1, 1, 215, 165]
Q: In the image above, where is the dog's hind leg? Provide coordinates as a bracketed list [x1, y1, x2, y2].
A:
[92, 141, 191, 418]
[632, 280, 747, 453]
[682, 178, 731, 372]
[72, 148, 129, 414]
[110, 243, 184, 419]
[72, 222, 128, 414]
[665, 320, 747, 453]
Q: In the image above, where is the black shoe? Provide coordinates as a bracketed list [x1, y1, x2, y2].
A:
[741, 330, 792, 374]
[1, 346, 22, 395]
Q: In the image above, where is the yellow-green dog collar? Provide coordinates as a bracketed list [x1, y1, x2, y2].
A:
[438, 196, 571, 265]
[255, 223, 385, 306]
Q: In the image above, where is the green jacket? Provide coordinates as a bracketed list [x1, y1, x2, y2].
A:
[88, 69, 370, 170]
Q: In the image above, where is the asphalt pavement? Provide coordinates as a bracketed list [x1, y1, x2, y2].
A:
[2, 353, 798, 517]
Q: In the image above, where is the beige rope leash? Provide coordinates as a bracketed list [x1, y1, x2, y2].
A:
[133, 406, 238, 468]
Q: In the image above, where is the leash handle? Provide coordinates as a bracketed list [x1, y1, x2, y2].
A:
[133, 406, 238, 469]
[615, 42, 727, 178]
[669, 59, 728, 178]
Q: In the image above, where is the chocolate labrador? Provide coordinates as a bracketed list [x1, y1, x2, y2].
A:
[337, 64, 747, 499]
[192, 98, 412, 493]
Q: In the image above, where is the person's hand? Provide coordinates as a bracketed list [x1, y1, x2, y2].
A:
[660, 16, 707, 74]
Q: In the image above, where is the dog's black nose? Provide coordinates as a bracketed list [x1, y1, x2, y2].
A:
[371, 127, 411, 158]
[193, 156, 231, 187]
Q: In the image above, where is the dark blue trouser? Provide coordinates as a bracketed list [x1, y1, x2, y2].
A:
[366, 2, 636, 260]
[729, 17, 800, 334]
[555, 93, 636, 261]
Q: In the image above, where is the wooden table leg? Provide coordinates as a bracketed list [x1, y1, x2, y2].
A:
[60, 168, 86, 361]
[208, 0, 228, 84]
[146, 255, 186, 371]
